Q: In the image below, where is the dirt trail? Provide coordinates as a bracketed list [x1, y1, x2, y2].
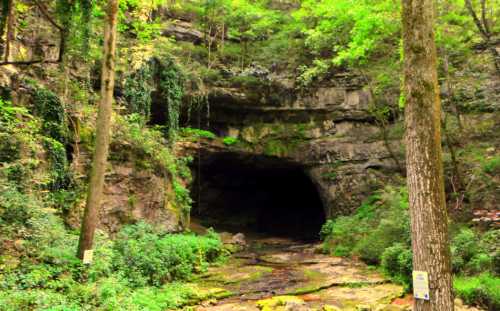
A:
[187, 237, 481, 311]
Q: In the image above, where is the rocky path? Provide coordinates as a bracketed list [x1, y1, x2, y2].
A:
[185, 237, 481, 311]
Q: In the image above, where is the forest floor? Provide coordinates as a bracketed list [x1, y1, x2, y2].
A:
[187, 236, 480, 311]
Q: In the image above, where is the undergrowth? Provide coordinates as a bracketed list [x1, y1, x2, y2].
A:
[0, 186, 225, 311]
[320, 186, 499, 309]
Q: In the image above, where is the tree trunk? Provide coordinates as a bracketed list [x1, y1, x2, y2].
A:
[4, 0, 13, 62]
[401, 0, 454, 310]
[77, 0, 119, 260]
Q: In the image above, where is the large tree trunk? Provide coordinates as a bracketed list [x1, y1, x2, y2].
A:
[77, 0, 119, 260]
[401, 0, 454, 310]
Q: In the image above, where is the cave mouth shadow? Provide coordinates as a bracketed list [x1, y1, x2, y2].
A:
[191, 153, 326, 242]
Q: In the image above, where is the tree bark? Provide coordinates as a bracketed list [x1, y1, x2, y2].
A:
[401, 0, 454, 310]
[77, 0, 119, 260]
[4, 0, 13, 62]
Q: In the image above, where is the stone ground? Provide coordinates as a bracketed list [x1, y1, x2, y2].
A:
[179, 237, 482, 311]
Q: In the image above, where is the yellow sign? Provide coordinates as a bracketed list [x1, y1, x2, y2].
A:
[413, 271, 430, 300]
[83, 249, 93, 264]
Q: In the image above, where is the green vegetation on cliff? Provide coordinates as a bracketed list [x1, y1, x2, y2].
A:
[0, 0, 499, 310]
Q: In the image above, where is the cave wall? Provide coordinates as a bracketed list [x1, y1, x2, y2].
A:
[182, 78, 404, 218]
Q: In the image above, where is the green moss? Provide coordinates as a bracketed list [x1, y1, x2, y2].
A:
[321, 171, 338, 181]
[263, 138, 302, 157]
[223, 136, 239, 146]
[256, 295, 304, 311]
[180, 127, 217, 140]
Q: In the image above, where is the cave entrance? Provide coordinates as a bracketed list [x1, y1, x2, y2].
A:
[191, 153, 326, 241]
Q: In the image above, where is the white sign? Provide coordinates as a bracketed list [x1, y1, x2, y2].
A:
[413, 271, 430, 300]
[83, 249, 93, 264]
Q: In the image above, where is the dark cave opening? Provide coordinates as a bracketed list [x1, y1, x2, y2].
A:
[149, 90, 168, 126]
[191, 153, 326, 241]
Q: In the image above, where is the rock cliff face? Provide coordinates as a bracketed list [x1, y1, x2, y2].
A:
[182, 76, 403, 219]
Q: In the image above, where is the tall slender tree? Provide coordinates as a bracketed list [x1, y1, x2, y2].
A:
[3, 0, 14, 62]
[77, 0, 119, 260]
[401, 0, 454, 310]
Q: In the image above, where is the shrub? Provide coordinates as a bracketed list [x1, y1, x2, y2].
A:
[320, 186, 409, 262]
[0, 181, 40, 230]
[466, 253, 493, 275]
[454, 274, 500, 311]
[452, 228, 479, 270]
[450, 227, 497, 275]
[112, 222, 223, 287]
[482, 155, 500, 174]
[381, 243, 413, 290]
[354, 210, 410, 264]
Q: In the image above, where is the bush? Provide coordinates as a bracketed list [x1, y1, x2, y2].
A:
[0, 217, 225, 310]
[320, 186, 409, 263]
[112, 222, 223, 287]
[354, 211, 410, 264]
[451, 227, 497, 275]
[466, 253, 493, 275]
[381, 243, 413, 289]
[454, 274, 500, 311]
[482, 155, 500, 174]
[0, 181, 40, 231]
[451, 228, 479, 272]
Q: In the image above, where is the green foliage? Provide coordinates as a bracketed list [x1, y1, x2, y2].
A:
[320, 186, 409, 264]
[0, 98, 31, 128]
[124, 61, 154, 119]
[293, 0, 400, 69]
[381, 243, 412, 290]
[451, 227, 499, 276]
[452, 228, 480, 273]
[173, 180, 193, 214]
[42, 137, 72, 191]
[113, 114, 192, 212]
[112, 222, 223, 287]
[223, 136, 239, 146]
[454, 274, 500, 311]
[157, 58, 185, 140]
[0, 132, 20, 163]
[0, 196, 224, 310]
[0, 181, 40, 232]
[32, 87, 68, 145]
[54, 0, 94, 59]
[179, 127, 217, 140]
[123, 57, 185, 139]
[482, 155, 500, 174]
